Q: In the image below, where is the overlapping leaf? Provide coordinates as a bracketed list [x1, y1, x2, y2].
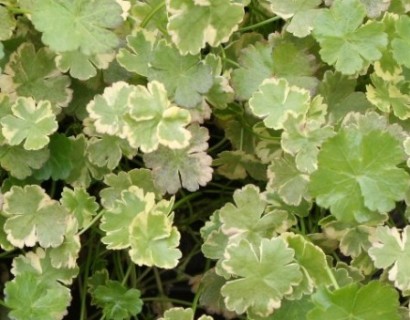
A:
[3, 185, 68, 248]
[22, 0, 123, 54]
[312, 0, 388, 75]
[166, 0, 244, 55]
[159, 307, 213, 320]
[309, 123, 409, 223]
[143, 124, 213, 194]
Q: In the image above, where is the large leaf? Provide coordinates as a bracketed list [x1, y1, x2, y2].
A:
[22, 0, 123, 54]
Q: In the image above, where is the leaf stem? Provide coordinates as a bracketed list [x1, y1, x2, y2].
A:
[236, 16, 282, 33]
[143, 297, 192, 307]
[77, 210, 104, 236]
[140, 1, 166, 28]
[325, 265, 339, 290]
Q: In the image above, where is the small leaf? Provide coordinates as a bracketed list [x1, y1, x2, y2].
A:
[1, 97, 58, 150]
[92, 280, 142, 320]
[166, 0, 244, 55]
[249, 78, 310, 130]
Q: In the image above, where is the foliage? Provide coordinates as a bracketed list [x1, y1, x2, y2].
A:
[0, 0, 409, 319]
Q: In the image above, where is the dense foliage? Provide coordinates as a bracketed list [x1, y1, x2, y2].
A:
[0, 0, 410, 319]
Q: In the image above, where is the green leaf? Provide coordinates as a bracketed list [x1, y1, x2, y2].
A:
[268, 0, 321, 37]
[1, 97, 58, 150]
[340, 226, 374, 257]
[369, 226, 410, 291]
[360, 0, 391, 18]
[126, 81, 191, 152]
[308, 282, 400, 320]
[281, 112, 335, 173]
[392, 15, 410, 68]
[56, 50, 115, 80]
[92, 280, 142, 320]
[0, 144, 49, 179]
[221, 238, 302, 316]
[3, 185, 68, 248]
[60, 187, 99, 229]
[0, 42, 72, 108]
[214, 150, 267, 181]
[5, 273, 71, 320]
[148, 40, 213, 108]
[166, 0, 244, 55]
[312, 0, 388, 75]
[100, 186, 155, 249]
[100, 169, 161, 209]
[249, 78, 310, 130]
[87, 134, 137, 170]
[143, 124, 213, 194]
[309, 124, 409, 223]
[159, 307, 213, 320]
[129, 199, 182, 268]
[32, 133, 74, 180]
[0, 6, 16, 41]
[231, 39, 318, 100]
[218, 185, 283, 246]
[86, 81, 135, 138]
[366, 73, 410, 119]
[267, 154, 309, 206]
[23, 0, 123, 54]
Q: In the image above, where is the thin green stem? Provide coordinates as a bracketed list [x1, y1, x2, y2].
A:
[143, 297, 192, 307]
[325, 265, 339, 290]
[173, 193, 201, 210]
[80, 234, 95, 320]
[153, 267, 166, 309]
[236, 16, 282, 33]
[140, 1, 166, 28]
[222, 57, 240, 68]
[121, 263, 134, 286]
[77, 210, 104, 236]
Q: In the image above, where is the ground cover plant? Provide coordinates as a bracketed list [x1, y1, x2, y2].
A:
[1, 0, 410, 319]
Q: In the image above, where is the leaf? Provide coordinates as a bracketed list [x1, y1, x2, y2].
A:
[309, 124, 409, 223]
[249, 78, 310, 130]
[360, 0, 391, 17]
[5, 273, 71, 320]
[267, 154, 309, 206]
[100, 169, 161, 209]
[159, 307, 213, 320]
[231, 39, 318, 100]
[366, 73, 410, 119]
[281, 112, 335, 173]
[3, 185, 68, 248]
[0, 42, 72, 108]
[100, 186, 155, 249]
[32, 133, 74, 180]
[214, 150, 267, 181]
[86, 81, 135, 138]
[0, 144, 49, 179]
[92, 280, 142, 320]
[218, 185, 283, 246]
[56, 50, 115, 80]
[87, 134, 137, 170]
[12, 248, 78, 286]
[126, 81, 191, 152]
[369, 226, 410, 291]
[129, 199, 182, 269]
[221, 238, 302, 316]
[340, 226, 374, 257]
[23, 0, 123, 54]
[148, 40, 213, 108]
[312, 0, 388, 75]
[392, 15, 410, 68]
[0, 6, 16, 41]
[60, 187, 99, 229]
[1, 97, 58, 150]
[47, 217, 81, 268]
[143, 124, 213, 194]
[166, 0, 244, 55]
[308, 282, 400, 320]
[268, 0, 321, 37]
